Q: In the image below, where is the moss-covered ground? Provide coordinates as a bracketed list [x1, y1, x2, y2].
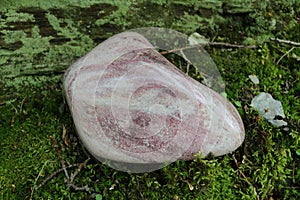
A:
[0, 0, 299, 199]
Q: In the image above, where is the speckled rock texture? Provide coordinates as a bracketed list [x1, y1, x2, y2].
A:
[64, 31, 245, 172]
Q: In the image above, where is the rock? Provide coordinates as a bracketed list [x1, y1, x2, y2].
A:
[63, 31, 245, 173]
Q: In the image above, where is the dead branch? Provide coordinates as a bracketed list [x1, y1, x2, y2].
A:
[34, 163, 81, 190]
[49, 136, 70, 180]
[33, 136, 93, 194]
[232, 155, 260, 200]
[270, 38, 300, 46]
[160, 42, 257, 54]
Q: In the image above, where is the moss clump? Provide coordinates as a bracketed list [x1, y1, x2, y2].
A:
[0, 0, 299, 199]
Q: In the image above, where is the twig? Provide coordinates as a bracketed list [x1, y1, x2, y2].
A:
[34, 163, 82, 190]
[232, 155, 248, 180]
[271, 38, 300, 46]
[276, 47, 295, 64]
[30, 160, 55, 200]
[207, 42, 257, 49]
[49, 136, 70, 180]
[179, 49, 192, 74]
[160, 42, 257, 54]
[232, 155, 260, 200]
[34, 136, 94, 193]
[67, 183, 91, 191]
[69, 157, 90, 183]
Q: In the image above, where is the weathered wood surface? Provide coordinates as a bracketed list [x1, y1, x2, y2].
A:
[0, 0, 298, 93]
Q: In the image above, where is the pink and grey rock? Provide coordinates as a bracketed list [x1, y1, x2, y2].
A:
[63, 31, 245, 173]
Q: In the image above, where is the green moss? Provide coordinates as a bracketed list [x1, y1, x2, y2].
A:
[0, 0, 299, 199]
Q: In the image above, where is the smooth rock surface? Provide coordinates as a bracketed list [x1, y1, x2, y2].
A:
[64, 31, 245, 172]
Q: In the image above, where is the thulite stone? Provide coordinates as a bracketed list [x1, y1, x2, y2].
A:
[63, 31, 245, 173]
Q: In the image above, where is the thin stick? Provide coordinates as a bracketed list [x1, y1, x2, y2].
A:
[49, 136, 70, 180]
[70, 157, 90, 183]
[179, 49, 192, 75]
[232, 155, 248, 180]
[232, 155, 260, 200]
[276, 47, 295, 64]
[30, 160, 55, 200]
[271, 38, 300, 46]
[67, 183, 92, 191]
[35, 136, 94, 192]
[161, 42, 257, 54]
[34, 163, 81, 190]
[207, 42, 257, 49]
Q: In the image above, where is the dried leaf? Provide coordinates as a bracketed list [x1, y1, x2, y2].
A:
[248, 75, 259, 84]
[188, 32, 209, 45]
[250, 92, 287, 127]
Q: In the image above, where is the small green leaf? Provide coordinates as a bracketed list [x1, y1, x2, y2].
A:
[221, 92, 227, 98]
[234, 101, 242, 107]
[296, 149, 300, 156]
[96, 194, 102, 200]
